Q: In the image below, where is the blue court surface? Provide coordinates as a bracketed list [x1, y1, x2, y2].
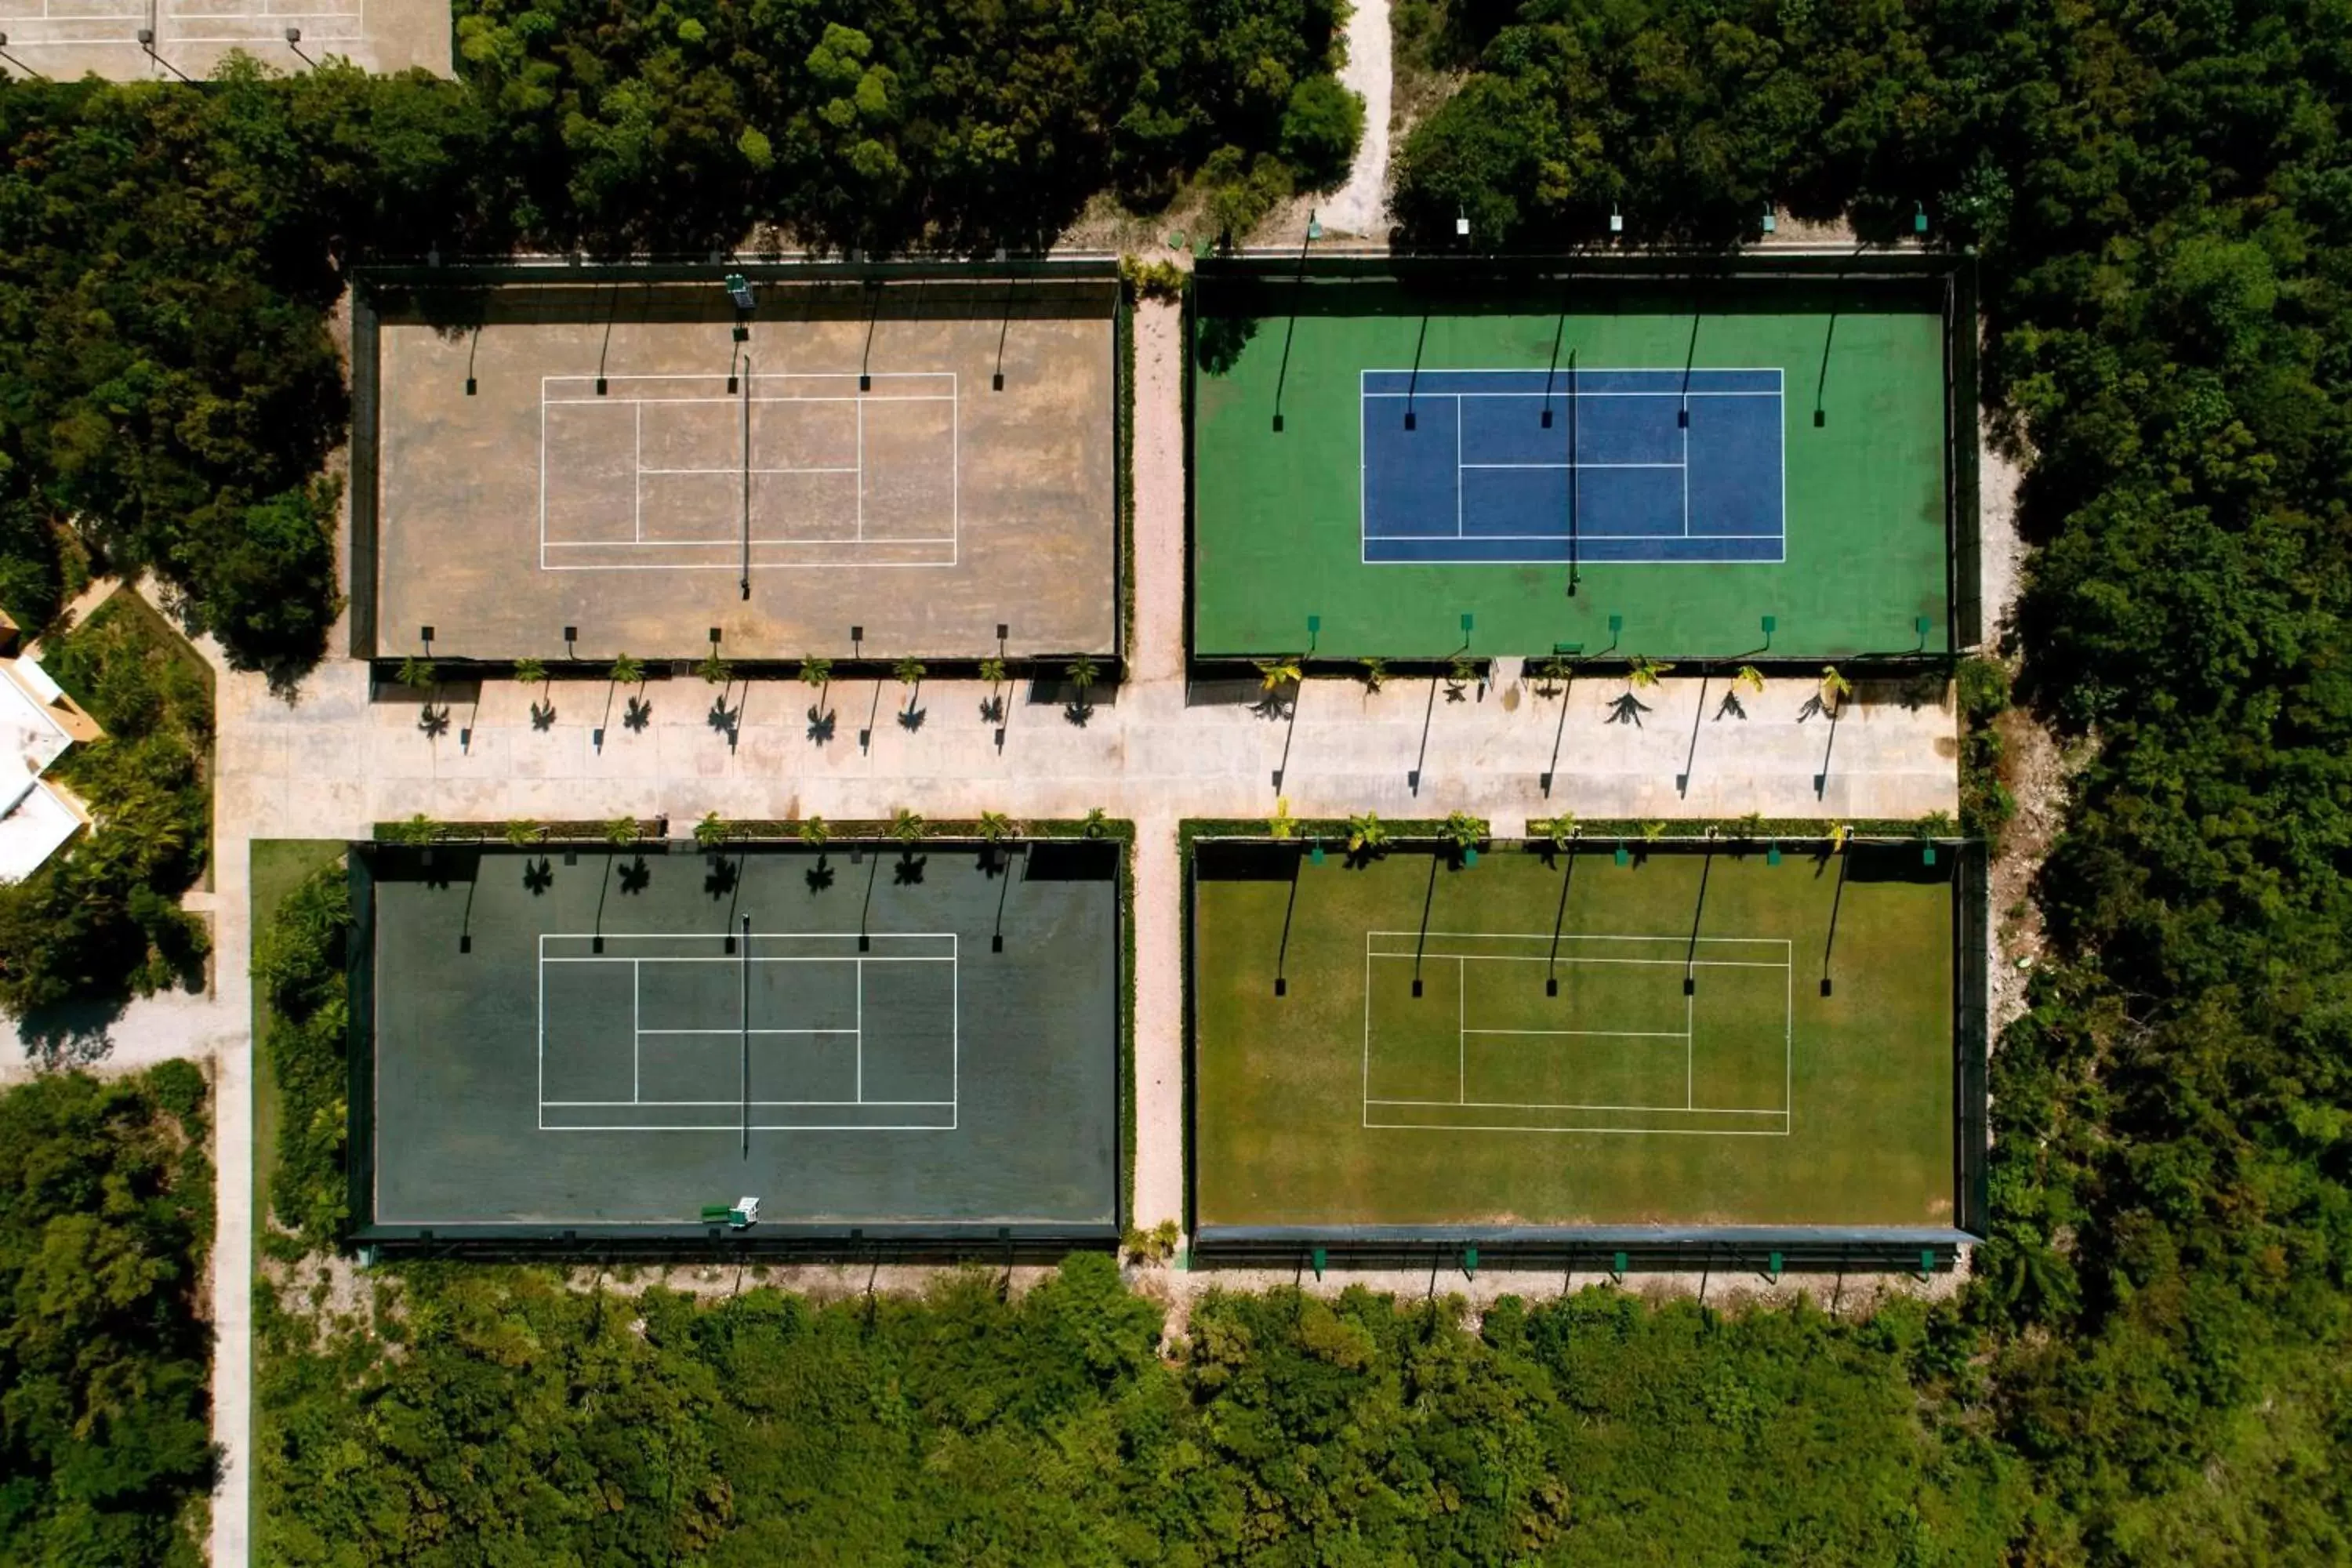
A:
[1360, 368, 1786, 565]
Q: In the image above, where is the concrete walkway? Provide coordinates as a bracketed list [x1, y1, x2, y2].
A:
[1322, 0, 1393, 238]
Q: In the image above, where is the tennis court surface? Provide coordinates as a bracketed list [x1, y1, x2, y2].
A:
[352, 840, 1120, 1240]
[1192, 840, 1970, 1239]
[354, 266, 1118, 662]
[1193, 260, 1969, 659]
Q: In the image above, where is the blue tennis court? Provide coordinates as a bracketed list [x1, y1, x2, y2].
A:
[1360, 368, 1786, 565]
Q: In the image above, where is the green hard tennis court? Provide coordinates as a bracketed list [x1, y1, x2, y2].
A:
[1192, 840, 1961, 1232]
[354, 840, 1119, 1237]
[1192, 265, 1958, 660]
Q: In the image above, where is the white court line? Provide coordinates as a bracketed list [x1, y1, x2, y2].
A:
[1363, 929, 1792, 1134]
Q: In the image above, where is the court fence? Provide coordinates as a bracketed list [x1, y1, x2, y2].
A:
[1183, 829, 1991, 1270]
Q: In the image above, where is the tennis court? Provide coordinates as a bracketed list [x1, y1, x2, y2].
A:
[354, 267, 1118, 662]
[0, 0, 448, 78]
[1362, 368, 1784, 564]
[1192, 840, 1965, 1234]
[1193, 261, 1966, 660]
[353, 840, 1120, 1236]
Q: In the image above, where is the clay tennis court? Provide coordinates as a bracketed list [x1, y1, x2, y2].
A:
[353, 266, 1119, 663]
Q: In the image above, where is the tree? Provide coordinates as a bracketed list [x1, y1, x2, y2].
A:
[1818, 665, 1852, 716]
[1360, 656, 1388, 691]
[1280, 74, 1365, 193]
[977, 810, 1016, 843]
[979, 655, 1007, 687]
[396, 655, 436, 691]
[514, 656, 548, 686]
[1629, 655, 1674, 688]
[1534, 812, 1576, 851]
[1082, 807, 1109, 839]
[604, 815, 640, 847]
[1441, 811, 1486, 854]
[390, 813, 437, 846]
[895, 655, 926, 688]
[889, 807, 926, 844]
[1734, 665, 1764, 694]
[612, 653, 646, 688]
[1066, 654, 1100, 694]
[1269, 798, 1298, 840]
[800, 657, 833, 689]
[1345, 812, 1388, 855]
[693, 811, 729, 850]
[798, 815, 829, 847]
[696, 652, 731, 685]
[1256, 655, 1304, 691]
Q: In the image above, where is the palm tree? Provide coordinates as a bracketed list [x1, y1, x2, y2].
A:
[392, 812, 437, 846]
[1735, 664, 1765, 694]
[1534, 654, 1572, 695]
[1066, 653, 1100, 696]
[979, 655, 1007, 688]
[798, 815, 829, 847]
[1628, 655, 1675, 688]
[693, 811, 730, 850]
[1345, 812, 1388, 855]
[1447, 652, 1479, 690]
[612, 653, 644, 688]
[1082, 807, 1109, 839]
[1441, 811, 1486, 854]
[503, 818, 542, 848]
[976, 810, 1016, 844]
[1268, 798, 1298, 840]
[800, 656, 833, 690]
[889, 807, 926, 844]
[514, 656, 548, 687]
[1359, 656, 1388, 692]
[604, 815, 640, 847]
[895, 655, 927, 688]
[1256, 655, 1303, 692]
[1534, 812, 1576, 851]
[696, 652, 731, 686]
[397, 655, 436, 691]
[1819, 664, 1853, 717]
[1639, 819, 1668, 843]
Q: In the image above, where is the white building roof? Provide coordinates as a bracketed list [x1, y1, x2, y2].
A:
[0, 779, 85, 885]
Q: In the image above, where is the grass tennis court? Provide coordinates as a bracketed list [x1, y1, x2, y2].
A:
[1192, 840, 1961, 1232]
[355, 267, 1117, 663]
[355, 840, 1119, 1236]
[1193, 264, 1958, 659]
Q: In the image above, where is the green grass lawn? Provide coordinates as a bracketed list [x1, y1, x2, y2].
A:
[1193, 840, 1958, 1230]
[248, 839, 347, 1261]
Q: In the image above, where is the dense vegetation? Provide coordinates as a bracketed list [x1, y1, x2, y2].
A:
[0, 1063, 215, 1566]
[0, 592, 213, 1018]
[1397, 0, 2352, 1555]
[259, 1253, 2023, 1564]
[253, 859, 353, 1256]
[0, 2, 1355, 675]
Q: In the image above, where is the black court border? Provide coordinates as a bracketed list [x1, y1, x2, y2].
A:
[349, 256, 1126, 668]
[1185, 249, 1983, 670]
[1181, 831, 1989, 1273]
[347, 836, 1124, 1259]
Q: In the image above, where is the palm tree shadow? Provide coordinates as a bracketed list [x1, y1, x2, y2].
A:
[523, 857, 554, 895]
[807, 705, 837, 743]
[805, 855, 835, 893]
[707, 695, 740, 739]
[704, 858, 739, 900]
[978, 695, 1004, 724]
[898, 705, 927, 732]
[1064, 700, 1092, 727]
[892, 851, 927, 886]
[1796, 694, 1828, 722]
[1607, 692, 1651, 726]
[624, 695, 653, 732]
[1715, 691, 1748, 720]
[419, 704, 452, 738]
[616, 855, 652, 894]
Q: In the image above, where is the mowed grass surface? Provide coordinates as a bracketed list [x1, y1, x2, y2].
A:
[1194, 844, 1957, 1229]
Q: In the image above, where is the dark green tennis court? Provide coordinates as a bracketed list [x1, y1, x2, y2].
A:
[1192, 260, 1969, 661]
[1192, 840, 1970, 1239]
[353, 841, 1119, 1239]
